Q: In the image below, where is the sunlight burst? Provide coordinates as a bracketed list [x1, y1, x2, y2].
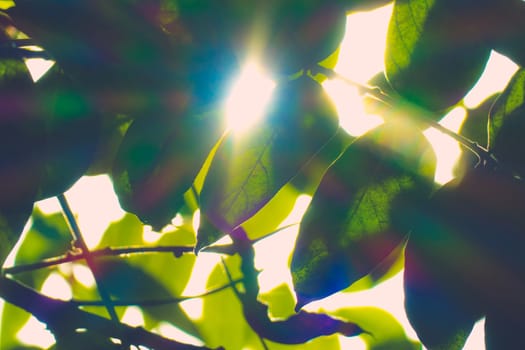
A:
[224, 62, 276, 133]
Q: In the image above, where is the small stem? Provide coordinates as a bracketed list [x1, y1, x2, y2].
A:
[70, 277, 245, 307]
[313, 64, 499, 168]
[57, 194, 119, 323]
[3, 245, 195, 275]
[220, 257, 268, 350]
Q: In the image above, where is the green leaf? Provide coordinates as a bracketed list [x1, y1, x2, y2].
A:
[262, 2, 347, 74]
[404, 239, 481, 350]
[14, 208, 72, 265]
[406, 169, 525, 348]
[385, 0, 491, 111]
[488, 68, 525, 176]
[35, 66, 102, 200]
[330, 306, 421, 350]
[240, 183, 299, 241]
[198, 255, 253, 350]
[485, 314, 525, 350]
[489, 68, 525, 147]
[0, 55, 43, 264]
[266, 334, 341, 350]
[8, 0, 173, 92]
[200, 75, 339, 235]
[112, 109, 223, 230]
[94, 257, 200, 339]
[96, 213, 144, 248]
[291, 122, 436, 304]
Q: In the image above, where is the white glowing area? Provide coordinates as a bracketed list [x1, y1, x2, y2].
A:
[36, 175, 126, 248]
[424, 107, 468, 185]
[323, 79, 384, 137]
[25, 58, 55, 82]
[463, 51, 519, 109]
[335, 4, 393, 84]
[224, 62, 276, 133]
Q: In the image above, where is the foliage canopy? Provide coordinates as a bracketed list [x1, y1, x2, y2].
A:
[0, 0, 524, 349]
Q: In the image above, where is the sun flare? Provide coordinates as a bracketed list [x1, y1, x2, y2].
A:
[224, 62, 276, 133]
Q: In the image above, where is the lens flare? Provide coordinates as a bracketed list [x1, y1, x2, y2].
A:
[224, 62, 276, 133]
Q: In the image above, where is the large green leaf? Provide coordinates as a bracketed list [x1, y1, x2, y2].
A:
[489, 68, 525, 146]
[112, 108, 223, 230]
[200, 75, 339, 237]
[385, 0, 491, 111]
[488, 68, 525, 176]
[291, 122, 436, 305]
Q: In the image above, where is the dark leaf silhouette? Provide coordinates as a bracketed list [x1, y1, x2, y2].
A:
[94, 257, 201, 339]
[485, 313, 525, 350]
[404, 239, 481, 349]
[112, 108, 223, 230]
[292, 122, 436, 305]
[0, 53, 41, 265]
[407, 168, 525, 339]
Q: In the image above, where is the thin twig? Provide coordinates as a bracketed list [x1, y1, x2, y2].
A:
[57, 194, 119, 323]
[70, 277, 245, 307]
[0, 275, 221, 350]
[313, 64, 499, 169]
[220, 257, 269, 350]
[3, 245, 194, 275]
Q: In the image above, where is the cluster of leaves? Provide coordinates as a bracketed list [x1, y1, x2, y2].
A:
[0, 0, 524, 349]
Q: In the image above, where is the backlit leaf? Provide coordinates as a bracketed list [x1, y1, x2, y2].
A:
[385, 0, 491, 111]
[488, 68, 525, 176]
[330, 306, 421, 350]
[291, 122, 436, 304]
[200, 75, 339, 235]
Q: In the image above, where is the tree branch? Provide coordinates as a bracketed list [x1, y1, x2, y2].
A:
[0, 275, 222, 349]
[312, 65, 499, 169]
[3, 245, 195, 275]
[57, 194, 119, 323]
[226, 227, 363, 344]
